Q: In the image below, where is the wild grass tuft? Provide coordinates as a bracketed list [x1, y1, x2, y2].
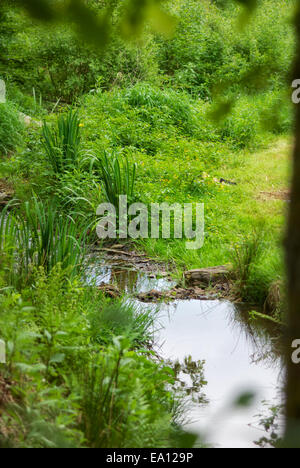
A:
[0, 102, 24, 154]
[88, 299, 157, 348]
[231, 228, 265, 301]
[79, 336, 177, 448]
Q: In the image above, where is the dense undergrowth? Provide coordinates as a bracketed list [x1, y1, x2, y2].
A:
[0, 0, 293, 448]
[0, 267, 194, 448]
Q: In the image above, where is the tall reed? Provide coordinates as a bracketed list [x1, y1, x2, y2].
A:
[0, 197, 87, 287]
[95, 151, 137, 209]
[42, 110, 81, 175]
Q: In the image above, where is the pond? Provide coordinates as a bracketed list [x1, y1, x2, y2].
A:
[153, 299, 284, 448]
[86, 257, 285, 448]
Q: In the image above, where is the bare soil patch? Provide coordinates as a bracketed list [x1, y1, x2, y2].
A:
[93, 243, 173, 276]
[0, 179, 14, 208]
[258, 190, 290, 201]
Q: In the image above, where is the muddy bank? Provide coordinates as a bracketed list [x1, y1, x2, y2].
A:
[92, 244, 172, 276]
[137, 282, 230, 303]
[86, 245, 176, 295]
[136, 265, 233, 303]
[88, 246, 235, 302]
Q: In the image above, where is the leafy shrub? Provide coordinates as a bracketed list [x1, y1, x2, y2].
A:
[260, 90, 293, 135]
[0, 0, 294, 107]
[230, 228, 279, 302]
[0, 5, 159, 103]
[81, 83, 291, 170]
[219, 92, 293, 149]
[124, 83, 195, 133]
[157, 0, 228, 98]
[79, 337, 177, 448]
[157, 0, 294, 98]
[220, 96, 262, 149]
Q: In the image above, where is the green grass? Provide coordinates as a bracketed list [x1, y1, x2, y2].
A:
[137, 138, 290, 301]
[0, 0, 294, 449]
[74, 84, 290, 303]
[1, 83, 290, 304]
[88, 298, 157, 348]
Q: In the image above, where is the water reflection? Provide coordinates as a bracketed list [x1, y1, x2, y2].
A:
[231, 304, 285, 366]
[84, 258, 285, 448]
[152, 300, 284, 448]
[84, 256, 176, 293]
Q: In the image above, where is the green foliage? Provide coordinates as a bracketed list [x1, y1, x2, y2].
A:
[231, 229, 264, 296]
[79, 337, 177, 448]
[0, 2, 160, 102]
[1, 0, 294, 107]
[52, 170, 103, 229]
[230, 227, 280, 302]
[124, 82, 195, 134]
[220, 92, 292, 149]
[0, 268, 193, 448]
[81, 83, 291, 167]
[0, 102, 24, 154]
[255, 403, 284, 448]
[7, 84, 45, 118]
[0, 0, 293, 449]
[157, 0, 294, 98]
[42, 110, 81, 175]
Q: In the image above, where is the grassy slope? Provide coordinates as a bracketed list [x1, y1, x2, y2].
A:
[0, 91, 291, 303]
[138, 137, 291, 286]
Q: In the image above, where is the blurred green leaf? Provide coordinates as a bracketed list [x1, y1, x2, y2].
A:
[234, 391, 256, 408]
[16, 0, 57, 21]
[209, 99, 233, 123]
[68, 0, 111, 48]
[236, 0, 258, 12]
[49, 353, 65, 364]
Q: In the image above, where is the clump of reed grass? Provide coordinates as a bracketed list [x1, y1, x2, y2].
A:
[0, 196, 87, 287]
[95, 151, 137, 210]
[231, 228, 265, 300]
[42, 110, 81, 175]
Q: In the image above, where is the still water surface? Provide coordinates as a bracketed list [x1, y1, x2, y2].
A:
[154, 300, 284, 448]
[86, 259, 284, 448]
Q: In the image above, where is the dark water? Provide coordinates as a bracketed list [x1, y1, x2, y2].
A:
[86, 260, 284, 448]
